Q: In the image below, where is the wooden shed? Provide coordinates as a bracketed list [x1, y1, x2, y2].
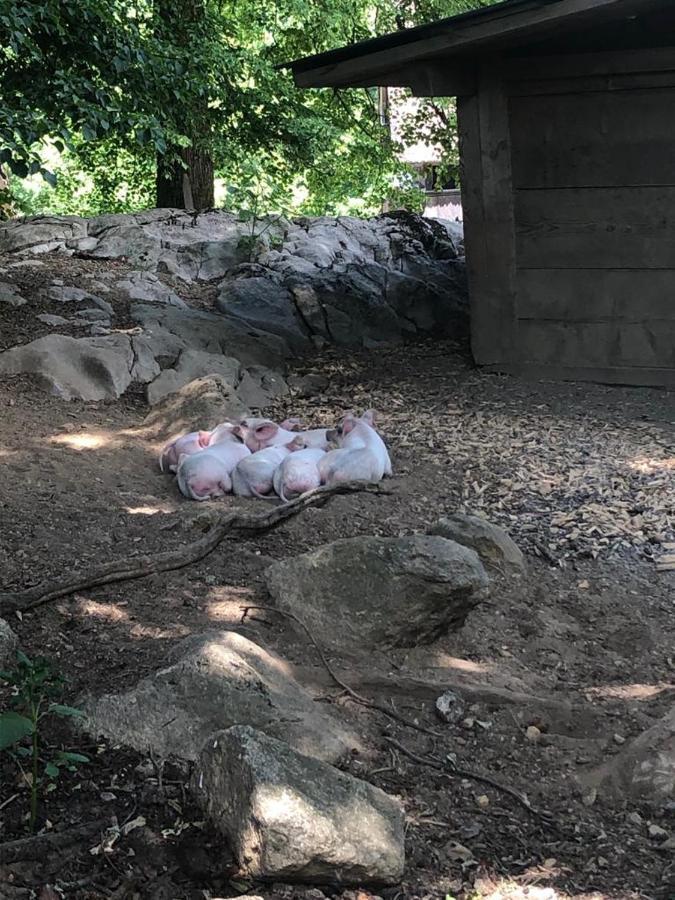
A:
[287, 0, 675, 387]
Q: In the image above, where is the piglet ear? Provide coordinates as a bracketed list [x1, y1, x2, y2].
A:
[341, 414, 358, 435]
[255, 422, 279, 443]
[286, 435, 305, 451]
[280, 417, 303, 432]
[198, 430, 212, 447]
[361, 409, 377, 427]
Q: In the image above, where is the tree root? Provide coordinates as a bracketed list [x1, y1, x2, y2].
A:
[0, 818, 109, 864]
[241, 604, 440, 738]
[0, 482, 388, 614]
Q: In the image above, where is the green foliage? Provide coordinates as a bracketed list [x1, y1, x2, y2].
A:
[0, 651, 88, 832]
[1, 0, 498, 216]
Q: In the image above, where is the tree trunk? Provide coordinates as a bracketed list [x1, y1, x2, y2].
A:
[156, 146, 214, 210]
[154, 0, 214, 210]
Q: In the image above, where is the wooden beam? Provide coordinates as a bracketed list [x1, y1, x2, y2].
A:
[340, 61, 476, 95]
[293, 0, 658, 90]
[482, 362, 675, 388]
[459, 57, 517, 367]
[505, 45, 675, 81]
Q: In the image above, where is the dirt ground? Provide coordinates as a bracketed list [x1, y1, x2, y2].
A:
[0, 260, 674, 900]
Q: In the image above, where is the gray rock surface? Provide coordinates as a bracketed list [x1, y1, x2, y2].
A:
[141, 375, 249, 440]
[194, 725, 405, 885]
[48, 285, 114, 316]
[115, 271, 186, 308]
[428, 514, 526, 574]
[265, 535, 488, 650]
[146, 348, 241, 406]
[0, 281, 26, 306]
[37, 313, 70, 327]
[82, 632, 360, 763]
[0, 618, 19, 668]
[0, 334, 133, 400]
[435, 690, 466, 725]
[579, 705, 675, 805]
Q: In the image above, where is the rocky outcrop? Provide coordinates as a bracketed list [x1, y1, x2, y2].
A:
[265, 535, 488, 651]
[81, 631, 361, 764]
[0, 208, 467, 406]
[194, 725, 405, 885]
[428, 514, 526, 574]
[141, 375, 250, 440]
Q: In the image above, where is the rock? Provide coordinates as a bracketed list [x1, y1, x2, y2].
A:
[526, 725, 542, 743]
[48, 285, 114, 316]
[82, 631, 360, 764]
[0, 215, 86, 253]
[130, 335, 162, 384]
[74, 307, 111, 322]
[141, 375, 249, 440]
[648, 823, 668, 840]
[193, 725, 405, 885]
[579, 704, 675, 805]
[130, 304, 291, 372]
[236, 366, 289, 410]
[115, 271, 187, 308]
[146, 348, 241, 406]
[216, 270, 311, 353]
[428, 514, 526, 574]
[0, 281, 26, 306]
[265, 535, 488, 651]
[37, 314, 69, 327]
[435, 690, 465, 725]
[0, 618, 19, 667]
[0, 334, 133, 400]
[614, 733, 626, 745]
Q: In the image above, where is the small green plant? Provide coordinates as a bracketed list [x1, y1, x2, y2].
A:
[0, 651, 89, 831]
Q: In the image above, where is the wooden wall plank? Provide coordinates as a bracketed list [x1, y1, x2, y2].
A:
[505, 45, 675, 81]
[516, 269, 675, 321]
[483, 362, 675, 388]
[515, 186, 675, 268]
[510, 88, 675, 188]
[517, 320, 675, 369]
[458, 57, 517, 366]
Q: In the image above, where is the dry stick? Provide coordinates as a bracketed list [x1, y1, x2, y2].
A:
[384, 736, 556, 828]
[0, 818, 109, 864]
[0, 482, 387, 614]
[241, 604, 440, 738]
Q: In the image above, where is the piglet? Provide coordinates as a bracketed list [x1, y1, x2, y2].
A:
[319, 410, 392, 485]
[159, 430, 212, 473]
[272, 437, 326, 501]
[231, 445, 291, 498]
[176, 424, 250, 501]
[235, 417, 331, 452]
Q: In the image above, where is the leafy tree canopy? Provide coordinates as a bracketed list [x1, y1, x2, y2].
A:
[0, 0, 497, 217]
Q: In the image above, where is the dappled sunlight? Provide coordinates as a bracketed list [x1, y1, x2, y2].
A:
[129, 622, 192, 640]
[427, 651, 492, 675]
[0, 447, 19, 459]
[125, 503, 176, 515]
[628, 454, 675, 475]
[586, 682, 674, 701]
[205, 585, 257, 623]
[49, 430, 118, 451]
[468, 873, 612, 899]
[203, 629, 294, 679]
[77, 599, 131, 623]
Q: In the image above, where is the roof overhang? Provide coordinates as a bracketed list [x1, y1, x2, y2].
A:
[285, 0, 664, 94]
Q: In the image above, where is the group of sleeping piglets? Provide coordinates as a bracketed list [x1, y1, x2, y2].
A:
[159, 410, 393, 502]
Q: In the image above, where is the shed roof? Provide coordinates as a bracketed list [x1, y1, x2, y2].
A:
[287, 0, 663, 88]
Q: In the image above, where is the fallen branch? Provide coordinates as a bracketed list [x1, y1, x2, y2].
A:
[0, 818, 108, 864]
[384, 736, 558, 828]
[0, 482, 388, 614]
[241, 604, 440, 738]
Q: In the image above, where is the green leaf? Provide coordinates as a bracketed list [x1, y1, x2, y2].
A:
[48, 704, 85, 718]
[16, 650, 31, 667]
[82, 124, 97, 141]
[0, 712, 33, 750]
[57, 751, 89, 764]
[44, 761, 60, 778]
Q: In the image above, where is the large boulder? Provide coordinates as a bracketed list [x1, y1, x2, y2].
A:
[130, 303, 291, 371]
[141, 375, 249, 440]
[428, 514, 526, 574]
[265, 535, 488, 651]
[194, 725, 405, 886]
[114, 271, 186, 308]
[0, 215, 86, 254]
[146, 348, 241, 406]
[579, 705, 675, 806]
[81, 631, 360, 764]
[0, 618, 19, 667]
[0, 334, 133, 400]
